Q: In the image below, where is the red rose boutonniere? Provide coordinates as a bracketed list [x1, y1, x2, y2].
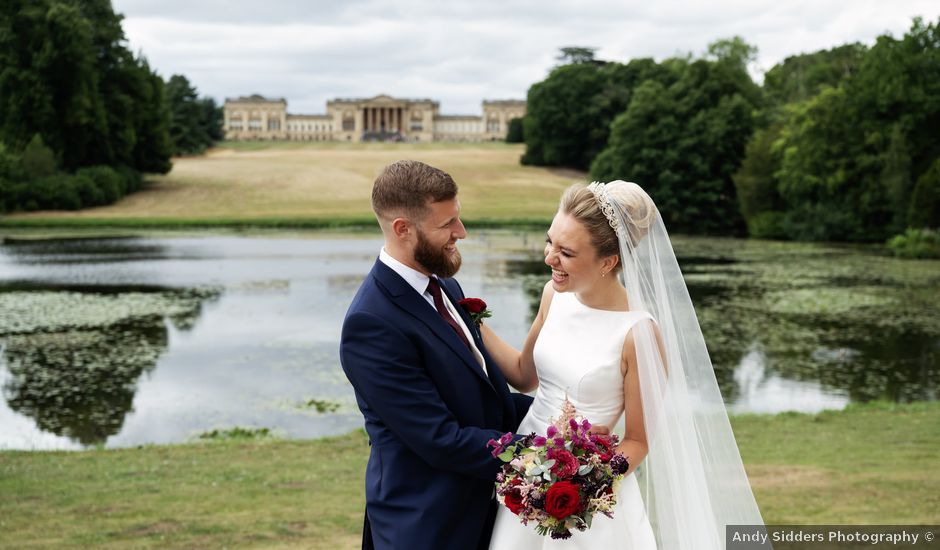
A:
[458, 297, 492, 326]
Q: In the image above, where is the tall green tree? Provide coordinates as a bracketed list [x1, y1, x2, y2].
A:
[773, 17, 940, 241]
[165, 74, 222, 155]
[0, 0, 171, 174]
[733, 43, 869, 238]
[199, 97, 224, 142]
[166, 75, 208, 155]
[0, 0, 106, 168]
[505, 117, 524, 143]
[556, 47, 599, 65]
[591, 39, 762, 234]
[763, 43, 867, 105]
[132, 58, 173, 174]
[522, 52, 678, 170]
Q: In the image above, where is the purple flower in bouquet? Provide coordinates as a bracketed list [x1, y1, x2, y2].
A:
[488, 432, 516, 458]
[610, 454, 630, 475]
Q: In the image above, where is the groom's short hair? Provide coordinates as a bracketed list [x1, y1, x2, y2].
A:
[372, 160, 457, 222]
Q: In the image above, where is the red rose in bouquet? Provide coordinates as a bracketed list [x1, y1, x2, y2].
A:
[545, 481, 581, 519]
[504, 488, 526, 515]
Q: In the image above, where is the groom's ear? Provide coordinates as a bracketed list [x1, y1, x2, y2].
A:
[391, 217, 413, 240]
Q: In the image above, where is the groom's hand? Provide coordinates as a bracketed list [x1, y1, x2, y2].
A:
[588, 425, 610, 435]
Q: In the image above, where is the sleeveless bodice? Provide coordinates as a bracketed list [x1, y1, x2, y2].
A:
[519, 291, 653, 435]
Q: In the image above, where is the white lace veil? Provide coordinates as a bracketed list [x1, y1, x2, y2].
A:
[588, 180, 765, 549]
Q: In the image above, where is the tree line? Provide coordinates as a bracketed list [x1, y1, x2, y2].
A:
[518, 20, 939, 249]
[0, 0, 222, 214]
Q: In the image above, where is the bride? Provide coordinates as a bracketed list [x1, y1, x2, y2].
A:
[484, 181, 766, 549]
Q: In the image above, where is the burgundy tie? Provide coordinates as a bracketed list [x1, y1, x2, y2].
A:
[426, 278, 472, 350]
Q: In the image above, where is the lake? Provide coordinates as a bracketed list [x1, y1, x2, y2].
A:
[1, 229, 937, 450]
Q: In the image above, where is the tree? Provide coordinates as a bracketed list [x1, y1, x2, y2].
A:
[521, 62, 608, 168]
[0, 1, 106, 169]
[132, 58, 173, 174]
[591, 40, 761, 235]
[556, 47, 598, 65]
[707, 36, 757, 73]
[164, 75, 222, 155]
[0, 0, 172, 175]
[909, 158, 940, 228]
[732, 124, 786, 238]
[505, 117, 524, 143]
[771, 17, 940, 241]
[21, 134, 57, 179]
[199, 97, 224, 142]
[522, 53, 679, 170]
[763, 43, 867, 106]
[166, 75, 209, 155]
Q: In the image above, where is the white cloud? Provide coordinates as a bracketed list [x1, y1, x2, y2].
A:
[112, 0, 940, 114]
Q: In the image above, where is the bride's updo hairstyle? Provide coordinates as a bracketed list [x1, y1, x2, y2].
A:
[559, 181, 657, 271]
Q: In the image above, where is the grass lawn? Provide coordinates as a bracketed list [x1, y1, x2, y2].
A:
[1, 401, 937, 548]
[0, 142, 586, 228]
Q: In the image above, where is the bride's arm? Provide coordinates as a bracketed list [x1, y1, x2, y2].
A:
[480, 281, 554, 393]
[617, 319, 667, 475]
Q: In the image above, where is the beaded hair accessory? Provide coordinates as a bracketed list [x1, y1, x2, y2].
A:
[586, 181, 621, 233]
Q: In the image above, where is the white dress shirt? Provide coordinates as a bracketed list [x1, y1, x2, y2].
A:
[379, 248, 487, 374]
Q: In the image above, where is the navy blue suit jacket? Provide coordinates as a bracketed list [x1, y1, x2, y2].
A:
[340, 259, 532, 550]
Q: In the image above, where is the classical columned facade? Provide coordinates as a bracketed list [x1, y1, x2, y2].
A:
[361, 106, 404, 133]
[223, 94, 525, 142]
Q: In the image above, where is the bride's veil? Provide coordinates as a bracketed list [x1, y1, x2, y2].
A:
[593, 180, 766, 549]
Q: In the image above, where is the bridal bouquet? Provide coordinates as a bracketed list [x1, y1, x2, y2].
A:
[487, 399, 630, 540]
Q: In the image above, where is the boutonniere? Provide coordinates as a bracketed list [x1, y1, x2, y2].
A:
[458, 297, 492, 326]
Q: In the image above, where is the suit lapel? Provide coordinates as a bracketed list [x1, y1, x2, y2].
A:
[440, 279, 508, 389]
[439, 280, 483, 348]
[371, 261, 494, 390]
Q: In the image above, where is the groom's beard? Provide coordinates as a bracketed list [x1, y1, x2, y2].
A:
[414, 228, 462, 278]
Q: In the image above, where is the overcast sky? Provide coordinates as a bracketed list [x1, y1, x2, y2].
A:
[111, 0, 939, 115]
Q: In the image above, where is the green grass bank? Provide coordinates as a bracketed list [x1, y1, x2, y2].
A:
[0, 142, 582, 229]
[1, 401, 938, 549]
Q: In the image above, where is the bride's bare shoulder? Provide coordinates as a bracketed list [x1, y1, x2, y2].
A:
[535, 281, 557, 324]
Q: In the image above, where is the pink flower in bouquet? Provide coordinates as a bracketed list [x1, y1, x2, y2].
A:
[548, 448, 579, 479]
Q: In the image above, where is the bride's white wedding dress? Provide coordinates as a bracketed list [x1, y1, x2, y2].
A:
[489, 291, 657, 550]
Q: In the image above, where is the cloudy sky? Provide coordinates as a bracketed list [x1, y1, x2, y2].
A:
[112, 0, 939, 115]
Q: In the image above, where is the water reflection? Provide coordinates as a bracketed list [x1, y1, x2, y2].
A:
[4, 320, 169, 446]
[1, 287, 218, 446]
[0, 231, 937, 450]
[728, 345, 850, 414]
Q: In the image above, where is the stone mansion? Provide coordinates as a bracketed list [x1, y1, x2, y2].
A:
[222, 94, 526, 142]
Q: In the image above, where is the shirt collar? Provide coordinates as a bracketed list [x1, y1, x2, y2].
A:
[379, 247, 433, 296]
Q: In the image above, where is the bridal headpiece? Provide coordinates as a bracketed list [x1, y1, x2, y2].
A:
[586, 181, 621, 234]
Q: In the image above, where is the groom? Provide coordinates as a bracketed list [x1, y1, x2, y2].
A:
[340, 160, 532, 550]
